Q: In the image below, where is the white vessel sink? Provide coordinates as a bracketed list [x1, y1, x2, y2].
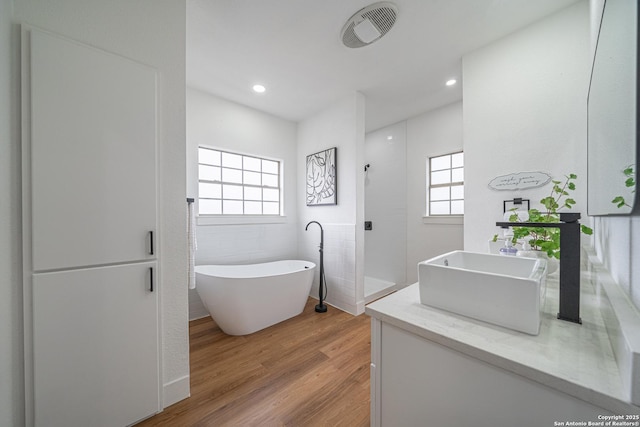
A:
[418, 251, 547, 335]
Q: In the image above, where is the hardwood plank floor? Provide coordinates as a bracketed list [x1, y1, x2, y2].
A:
[137, 298, 371, 426]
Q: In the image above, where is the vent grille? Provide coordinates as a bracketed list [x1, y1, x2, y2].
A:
[341, 2, 398, 48]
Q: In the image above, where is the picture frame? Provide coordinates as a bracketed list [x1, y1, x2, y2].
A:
[306, 147, 337, 206]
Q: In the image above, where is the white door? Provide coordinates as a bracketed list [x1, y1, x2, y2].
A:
[23, 28, 160, 427]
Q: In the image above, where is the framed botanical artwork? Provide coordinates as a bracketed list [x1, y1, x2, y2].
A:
[306, 147, 337, 206]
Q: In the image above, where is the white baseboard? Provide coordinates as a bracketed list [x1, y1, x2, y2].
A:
[163, 375, 190, 409]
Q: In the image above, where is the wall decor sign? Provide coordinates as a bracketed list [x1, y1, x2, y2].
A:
[488, 171, 552, 191]
[306, 147, 337, 206]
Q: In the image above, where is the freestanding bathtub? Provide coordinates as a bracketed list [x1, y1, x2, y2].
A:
[195, 260, 316, 335]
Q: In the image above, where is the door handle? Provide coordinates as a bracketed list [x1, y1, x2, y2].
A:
[149, 267, 154, 292]
[149, 231, 154, 255]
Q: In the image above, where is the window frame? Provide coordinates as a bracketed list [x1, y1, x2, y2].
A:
[426, 151, 464, 218]
[197, 146, 284, 218]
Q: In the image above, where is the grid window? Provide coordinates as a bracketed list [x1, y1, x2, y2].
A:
[427, 152, 464, 216]
[198, 147, 281, 215]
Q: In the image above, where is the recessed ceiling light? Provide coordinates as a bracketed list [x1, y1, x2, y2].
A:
[252, 84, 266, 93]
[446, 79, 457, 86]
[387, 135, 394, 140]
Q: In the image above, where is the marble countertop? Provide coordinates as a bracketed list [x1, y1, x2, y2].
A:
[365, 272, 640, 415]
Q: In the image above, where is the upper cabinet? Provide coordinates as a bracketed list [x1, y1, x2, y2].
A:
[29, 30, 157, 271]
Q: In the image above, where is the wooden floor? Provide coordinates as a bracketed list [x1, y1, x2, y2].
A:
[137, 299, 371, 427]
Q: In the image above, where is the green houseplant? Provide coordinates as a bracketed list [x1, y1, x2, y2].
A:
[507, 174, 593, 260]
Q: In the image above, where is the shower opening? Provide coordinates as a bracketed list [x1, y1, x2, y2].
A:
[364, 123, 407, 304]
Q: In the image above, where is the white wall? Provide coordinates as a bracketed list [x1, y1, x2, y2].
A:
[463, 1, 590, 253]
[364, 122, 407, 286]
[1, 0, 23, 425]
[13, 0, 188, 415]
[589, 0, 640, 311]
[186, 88, 299, 319]
[297, 92, 366, 314]
[406, 102, 465, 284]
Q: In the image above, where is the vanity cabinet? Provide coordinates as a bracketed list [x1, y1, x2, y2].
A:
[370, 318, 611, 427]
[23, 28, 160, 427]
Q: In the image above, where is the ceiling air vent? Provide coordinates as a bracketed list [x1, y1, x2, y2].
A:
[341, 2, 398, 48]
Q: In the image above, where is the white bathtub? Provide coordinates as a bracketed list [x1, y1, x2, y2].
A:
[195, 260, 316, 335]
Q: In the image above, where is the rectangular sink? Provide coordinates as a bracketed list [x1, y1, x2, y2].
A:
[418, 251, 547, 335]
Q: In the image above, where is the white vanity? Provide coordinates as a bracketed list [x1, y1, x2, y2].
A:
[365, 250, 640, 427]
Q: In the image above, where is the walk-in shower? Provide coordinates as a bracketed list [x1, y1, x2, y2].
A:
[364, 123, 407, 303]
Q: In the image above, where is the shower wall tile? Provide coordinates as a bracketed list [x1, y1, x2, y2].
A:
[195, 223, 297, 265]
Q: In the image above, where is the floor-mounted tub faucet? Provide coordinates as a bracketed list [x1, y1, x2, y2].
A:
[496, 212, 582, 324]
[305, 221, 327, 313]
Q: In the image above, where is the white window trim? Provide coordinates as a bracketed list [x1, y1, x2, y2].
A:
[198, 215, 287, 226]
[426, 151, 464, 217]
[198, 146, 284, 218]
[422, 215, 463, 225]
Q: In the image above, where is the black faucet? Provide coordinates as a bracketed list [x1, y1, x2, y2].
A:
[305, 221, 327, 313]
[496, 212, 582, 324]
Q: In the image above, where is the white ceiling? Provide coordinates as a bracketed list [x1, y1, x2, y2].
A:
[187, 0, 580, 132]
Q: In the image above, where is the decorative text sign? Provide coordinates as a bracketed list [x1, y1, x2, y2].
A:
[488, 171, 551, 191]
